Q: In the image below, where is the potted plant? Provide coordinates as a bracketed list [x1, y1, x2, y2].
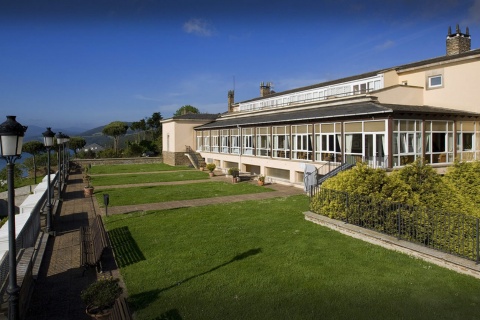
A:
[84, 175, 94, 197]
[206, 163, 216, 177]
[81, 276, 123, 319]
[228, 167, 240, 182]
[257, 174, 266, 186]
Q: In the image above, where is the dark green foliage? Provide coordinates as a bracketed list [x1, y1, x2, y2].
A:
[123, 142, 144, 157]
[146, 112, 162, 140]
[22, 140, 46, 183]
[0, 165, 23, 182]
[228, 167, 239, 177]
[97, 148, 117, 158]
[102, 121, 129, 155]
[444, 161, 480, 212]
[173, 105, 199, 117]
[68, 137, 87, 155]
[80, 277, 122, 312]
[0, 165, 31, 192]
[310, 159, 480, 260]
[76, 149, 97, 159]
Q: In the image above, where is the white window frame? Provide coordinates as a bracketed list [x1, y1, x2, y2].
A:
[220, 129, 229, 154]
[230, 128, 240, 155]
[314, 123, 342, 162]
[272, 126, 290, 159]
[428, 75, 443, 88]
[256, 127, 271, 157]
[196, 131, 203, 151]
[242, 128, 254, 155]
[203, 131, 210, 152]
[211, 130, 219, 153]
[291, 124, 313, 161]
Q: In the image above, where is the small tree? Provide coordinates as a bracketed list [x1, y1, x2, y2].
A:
[146, 112, 163, 140]
[130, 119, 147, 143]
[68, 137, 87, 156]
[22, 140, 45, 184]
[102, 121, 129, 156]
[173, 105, 200, 117]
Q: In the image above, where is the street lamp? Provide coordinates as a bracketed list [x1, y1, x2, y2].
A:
[56, 132, 65, 196]
[64, 135, 70, 181]
[0, 115, 28, 320]
[42, 127, 55, 235]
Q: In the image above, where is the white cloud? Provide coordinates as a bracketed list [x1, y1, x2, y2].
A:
[375, 40, 395, 51]
[133, 94, 163, 102]
[183, 18, 215, 37]
[467, 0, 480, 24]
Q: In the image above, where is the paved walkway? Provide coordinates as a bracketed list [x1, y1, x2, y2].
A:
[24, 171, 303, 319]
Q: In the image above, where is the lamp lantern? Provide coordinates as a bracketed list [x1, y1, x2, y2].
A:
[0, 116, 27, 158]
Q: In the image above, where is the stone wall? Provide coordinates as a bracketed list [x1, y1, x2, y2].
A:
[162, 151, 192, 166]
[74, 156, 163, 167]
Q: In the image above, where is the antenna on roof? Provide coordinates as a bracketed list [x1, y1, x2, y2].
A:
[233, 75, 235, 92]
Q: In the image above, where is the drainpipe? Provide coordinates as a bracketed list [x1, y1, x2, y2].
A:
[237, 125, 242, 172]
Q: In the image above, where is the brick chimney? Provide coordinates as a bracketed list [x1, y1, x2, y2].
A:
[446, 24, 471, 55]
[228, 90, 234, 112]
[260, 82, 272, 97]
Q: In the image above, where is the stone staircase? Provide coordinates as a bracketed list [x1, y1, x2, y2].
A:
[184, 146, 206, 169]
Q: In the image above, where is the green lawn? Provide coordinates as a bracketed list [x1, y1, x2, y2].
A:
[95, 181, 273, 206]
[91, 171, 209, 186]
[105, 195, 480, 320]
[88, 163, 192, 174]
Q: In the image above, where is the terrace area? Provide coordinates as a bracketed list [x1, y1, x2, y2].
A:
[1, 161, 480, 319]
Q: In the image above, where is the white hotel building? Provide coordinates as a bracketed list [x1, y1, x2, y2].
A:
[162, 26, 480, 187]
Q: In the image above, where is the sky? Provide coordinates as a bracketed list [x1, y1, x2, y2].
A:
[0, 0, 479, 132]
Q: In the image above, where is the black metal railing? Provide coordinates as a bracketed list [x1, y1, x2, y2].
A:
[310, 188, 480, 263]
[316, 162, 355, 186]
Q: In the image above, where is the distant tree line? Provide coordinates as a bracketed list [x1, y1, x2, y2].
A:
[76, 105, 200, 159]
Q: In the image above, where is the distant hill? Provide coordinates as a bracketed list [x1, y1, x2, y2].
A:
[24, 125, 85, 142]
[79, 122, 135, 148]
[23, 122, 136, 149]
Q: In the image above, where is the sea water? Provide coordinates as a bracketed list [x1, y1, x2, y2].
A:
[0, 153, 32, 177]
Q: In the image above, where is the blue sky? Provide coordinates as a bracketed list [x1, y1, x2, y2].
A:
[1, 0, 479, 132]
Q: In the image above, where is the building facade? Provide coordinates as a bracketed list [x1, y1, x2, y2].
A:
[162, 26, 480, 186]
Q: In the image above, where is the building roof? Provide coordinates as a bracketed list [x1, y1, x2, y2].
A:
[195, 102, 480, 129]
[395, 48, 480, 71]
[237, 48, 480, 104]
[171, 113, 220, 120]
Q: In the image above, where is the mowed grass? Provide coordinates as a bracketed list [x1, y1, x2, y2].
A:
[91, 171, 209, 186]
[95, 181, 273, 206]
[88, 163, 192, 174]
[106, 195, 480, 320]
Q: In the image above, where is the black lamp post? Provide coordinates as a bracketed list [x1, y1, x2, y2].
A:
[42, 127, 55, 235]
[0, 115, 27, 320]
[64, 135, 70, 182]
[56, 132, 64, 197]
